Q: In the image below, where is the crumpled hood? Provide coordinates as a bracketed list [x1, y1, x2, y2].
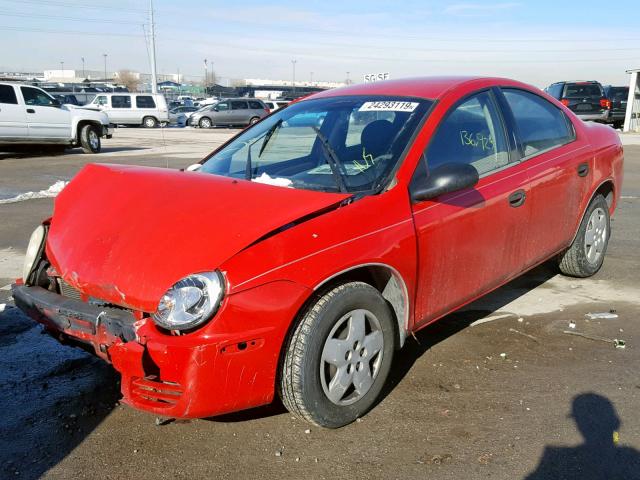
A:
[47, 163, 348, 312]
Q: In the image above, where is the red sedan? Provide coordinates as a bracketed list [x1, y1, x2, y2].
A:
[13, 77, 623, 428]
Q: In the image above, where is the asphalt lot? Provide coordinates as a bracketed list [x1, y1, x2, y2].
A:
[0, 128, 639, 479]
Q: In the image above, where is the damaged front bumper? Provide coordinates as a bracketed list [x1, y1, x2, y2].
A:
[12, 285, 137, 356]
[11, 280, 310, 419]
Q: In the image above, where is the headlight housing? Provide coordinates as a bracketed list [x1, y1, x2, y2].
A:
[152, 271, 225, 331]
[23, 225, 46, 284]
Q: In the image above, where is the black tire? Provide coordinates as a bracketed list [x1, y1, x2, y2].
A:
[249, 116, 260, 125]
[79, 124, 101, 154]
[199, 117, 212, 129]
[279, 282, 396, 428]
[558, 194, 610, 277]
[142, 116, 158, 128]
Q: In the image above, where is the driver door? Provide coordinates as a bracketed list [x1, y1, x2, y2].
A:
[410, 89, 531, 327]
[19, 86, 71, 139]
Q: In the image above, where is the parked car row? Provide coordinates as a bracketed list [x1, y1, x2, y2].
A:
[544, 80, 629, 129]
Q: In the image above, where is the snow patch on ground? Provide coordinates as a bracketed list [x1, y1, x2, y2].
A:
[466, 272, 639, 318]
[0, 180, 68, 204]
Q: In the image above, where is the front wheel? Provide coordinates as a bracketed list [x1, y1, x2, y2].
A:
[558, 194, 610, 277]
[80, 124, 101, 153]
[142, 116, 158, 128]
[199, 117, 212, 129]
[279, 282, 395, 428]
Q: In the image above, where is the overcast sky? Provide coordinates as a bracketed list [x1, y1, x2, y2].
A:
[0, 0, 638, 88]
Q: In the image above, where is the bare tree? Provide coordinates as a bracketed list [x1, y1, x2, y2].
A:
[117, 70, 141, 92]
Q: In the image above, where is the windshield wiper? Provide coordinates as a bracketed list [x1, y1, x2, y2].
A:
[311, 125, 348, 193]
[258, 119, 282, 157]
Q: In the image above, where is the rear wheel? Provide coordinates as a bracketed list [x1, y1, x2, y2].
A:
[80, 124, 101, 153]
[199, 117, 212, 129]
[249, 116, 260, 125]
[558, 194, 610, 277]
[279, 282, 395, 428]
[142, 116, 158, 128]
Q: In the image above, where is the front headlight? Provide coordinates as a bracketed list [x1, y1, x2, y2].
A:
[23, 225, 46, 284]
[152, 271, 225, 331]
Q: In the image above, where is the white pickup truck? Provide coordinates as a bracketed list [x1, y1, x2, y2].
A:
[0, 82, 111, 154]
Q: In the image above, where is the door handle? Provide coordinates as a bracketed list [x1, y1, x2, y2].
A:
[508, 189, 526, 208]
[577, 162, 589, 177]
[26, 108, 35, 113]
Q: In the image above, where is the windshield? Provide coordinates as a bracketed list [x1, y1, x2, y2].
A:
[200, 96, 432, 193]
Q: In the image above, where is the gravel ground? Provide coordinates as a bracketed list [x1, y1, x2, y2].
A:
[0, 129, 639, 480]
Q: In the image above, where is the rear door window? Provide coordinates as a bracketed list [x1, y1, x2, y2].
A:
[502, 88, 575, 158]
[425, 91, 509, 176]
[111, 95, 132, 108]
[136, 96, 156, 108]
[230, 101, 248, 110]
[0, 85, 18, 104]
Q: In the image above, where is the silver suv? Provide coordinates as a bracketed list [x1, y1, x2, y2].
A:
[189, 98, 269, 128]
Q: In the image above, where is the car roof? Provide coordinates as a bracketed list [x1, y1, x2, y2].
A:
[307, 76, 529, 101]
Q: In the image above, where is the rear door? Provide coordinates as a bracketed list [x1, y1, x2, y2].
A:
[0, 84, 28, 139]
[109, 95, 133, 124]
[19, 86, 71, 139]
[499, 88, 590, 266]
[229, 100, 249, 124]
[411, 89, 531, 326]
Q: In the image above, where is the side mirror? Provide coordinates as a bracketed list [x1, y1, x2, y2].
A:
[185, 163, 202, 172]
[51, 99, 62, 107]
[411, 163, 479, 202]
[213, 106, 219, 112]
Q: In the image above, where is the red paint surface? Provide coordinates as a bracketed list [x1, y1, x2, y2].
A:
[23, 77, 623, 418]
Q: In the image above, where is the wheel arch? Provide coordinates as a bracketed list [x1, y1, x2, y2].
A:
[312, 263, 409, 348]
[569, 179, 615, 246]
[75, 120, 102, 143]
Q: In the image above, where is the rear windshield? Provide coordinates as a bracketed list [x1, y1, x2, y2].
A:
[607, 87, 629, 101]
[564, 83, 603, 98]
[201, 96, 432, 193]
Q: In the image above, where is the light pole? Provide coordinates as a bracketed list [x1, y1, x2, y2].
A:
[103, 53, 107, 81]
[81, 57, 85, 79]
[204, 59, 208, 93]
[346, 71, 350, 85]
[310, 71, 313, 84]
[60, 61, 64, 77]
[291, 59, 297, 96]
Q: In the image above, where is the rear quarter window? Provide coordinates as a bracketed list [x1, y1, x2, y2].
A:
[502, 89, 575, 158]
[136, 96, 156, 108]
[0, 85, 17, 104]
[248, 100, 264, 109]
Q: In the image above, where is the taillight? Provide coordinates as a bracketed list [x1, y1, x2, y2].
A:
[264, 108, 270, 114]
[600, 98, 611, 109]
[560, 99, 570, 106]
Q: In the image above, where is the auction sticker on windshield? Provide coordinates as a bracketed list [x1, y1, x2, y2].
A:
[359, 101, 419, 112]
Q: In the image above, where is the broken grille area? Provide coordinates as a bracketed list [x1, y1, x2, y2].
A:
[58, 278, 83, 302]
